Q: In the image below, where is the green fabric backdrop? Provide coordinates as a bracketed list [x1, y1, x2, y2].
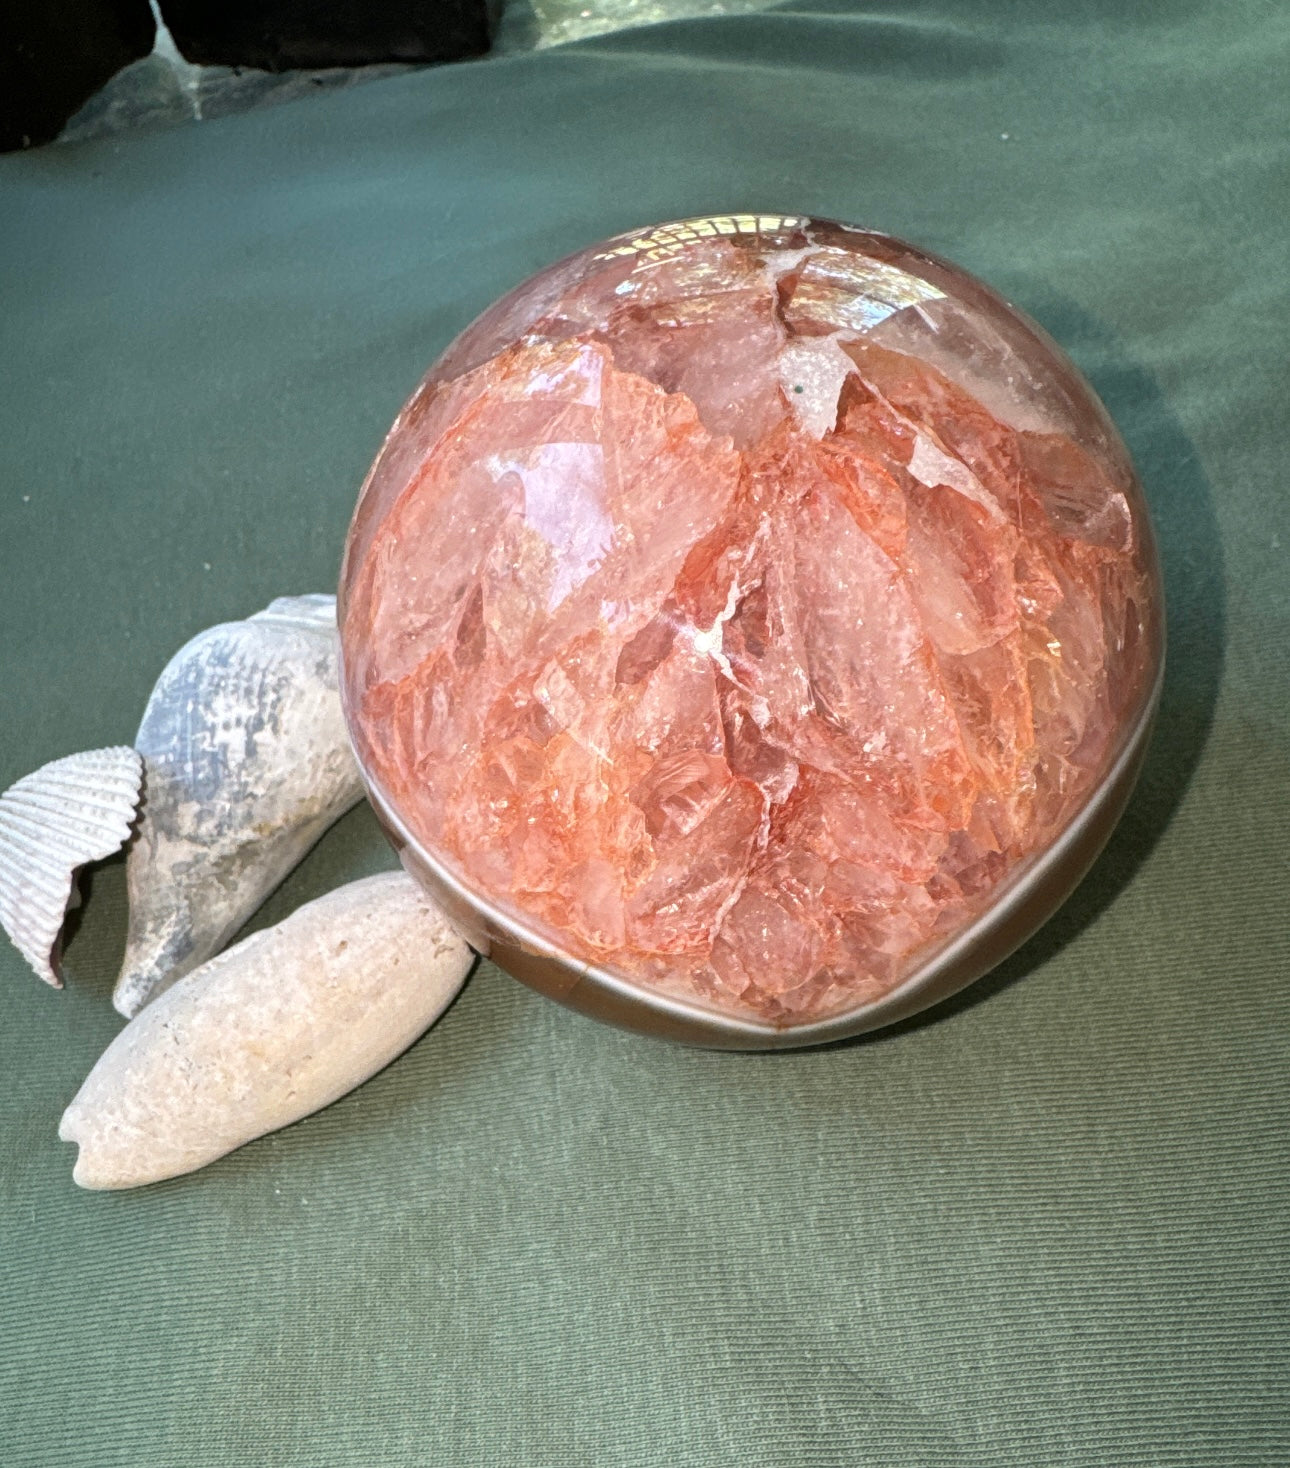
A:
[1, 2, 1286, 1462]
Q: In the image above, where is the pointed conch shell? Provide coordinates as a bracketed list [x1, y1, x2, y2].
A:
[114, 594, 365, 1018]
[0, 748, 143, 986]
[62, 871, 473, 1189]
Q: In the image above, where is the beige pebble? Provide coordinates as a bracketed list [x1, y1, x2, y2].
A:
[61, 872, 473, 1189]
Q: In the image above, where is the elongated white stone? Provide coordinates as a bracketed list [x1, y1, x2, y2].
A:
[62, 872, 472, 1189]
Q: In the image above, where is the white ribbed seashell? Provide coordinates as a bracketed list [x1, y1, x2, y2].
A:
[62, 871, 473, 1189]
[0, 748, 144, 986]
[114, 594, 365, 1019]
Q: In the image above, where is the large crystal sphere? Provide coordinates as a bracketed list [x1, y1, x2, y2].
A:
[339, 215, 1163, 1047]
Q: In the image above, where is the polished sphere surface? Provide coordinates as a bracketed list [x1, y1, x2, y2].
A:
[339, 215, 1162, 1039]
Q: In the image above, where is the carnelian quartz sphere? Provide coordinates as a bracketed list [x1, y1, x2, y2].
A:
[338, 215, 1163, 1047]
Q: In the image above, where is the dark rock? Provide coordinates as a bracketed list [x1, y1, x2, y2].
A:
[1, 0, 156, 151]
[157, 0, 491, 72]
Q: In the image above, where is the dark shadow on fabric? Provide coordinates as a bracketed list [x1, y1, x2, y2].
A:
[61, 849, 130, 1001]
[809, 293, 1225, 1051]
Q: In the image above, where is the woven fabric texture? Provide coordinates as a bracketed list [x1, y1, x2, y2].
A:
[1, 1, 1287, 1462]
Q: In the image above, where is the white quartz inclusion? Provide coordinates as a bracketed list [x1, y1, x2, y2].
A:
[780, 336, 858, 439]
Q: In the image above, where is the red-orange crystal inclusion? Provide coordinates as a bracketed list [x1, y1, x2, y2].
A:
[340, 216, 1159, 1025]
